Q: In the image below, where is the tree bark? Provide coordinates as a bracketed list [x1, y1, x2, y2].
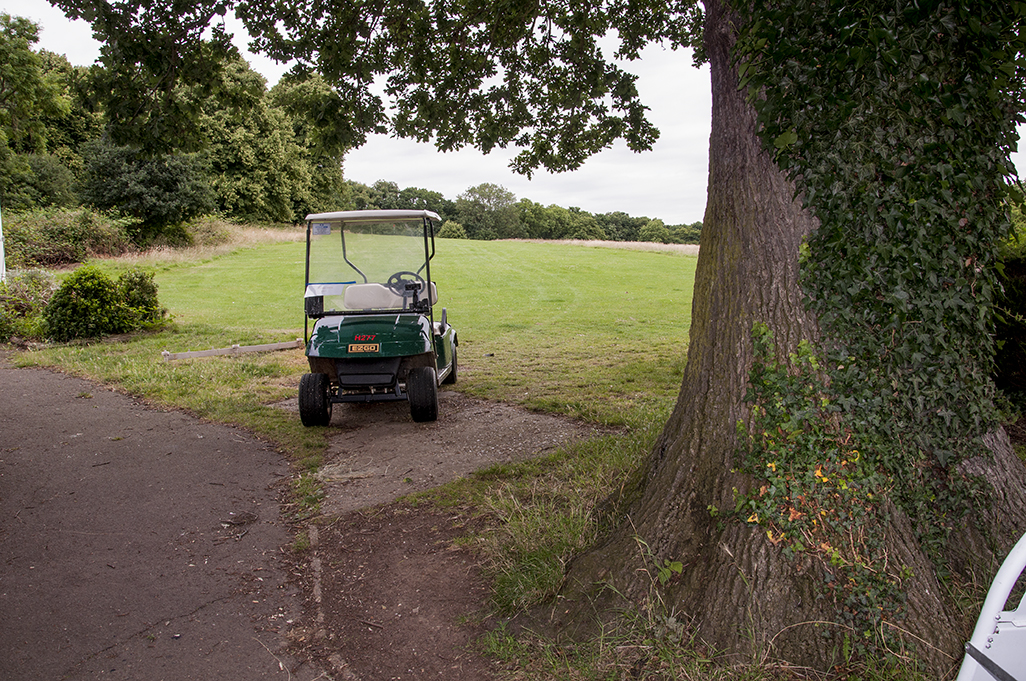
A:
[555, 0, 1026, 674]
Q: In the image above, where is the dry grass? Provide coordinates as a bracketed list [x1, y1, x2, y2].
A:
[508, 238, 700, 255]
[112, 220, 305, 269]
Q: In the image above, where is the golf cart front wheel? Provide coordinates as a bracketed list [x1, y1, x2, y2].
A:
[407, 367, 438, 422]
[299, 373, 332, 427]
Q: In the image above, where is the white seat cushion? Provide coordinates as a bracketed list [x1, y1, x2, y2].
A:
[342, 282, 438, 310]
[343, 283, 405, 310]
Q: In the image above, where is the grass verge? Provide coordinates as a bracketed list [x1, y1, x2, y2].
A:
[415, 403, 668, 614]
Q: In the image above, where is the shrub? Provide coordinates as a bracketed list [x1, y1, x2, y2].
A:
[44, 266, 129, 341]
[187, 215, 233, 246]
[43, 265, 168, 342]
[638, 219, 670, 244]
[0, 269, 57, 342]
[80, 139, 215, 245]
[118, 269, 166, 326]
[437, 220, 468, 239]
[3, 208, 135, 268]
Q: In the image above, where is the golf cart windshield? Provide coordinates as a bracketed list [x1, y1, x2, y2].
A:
[304, 210, 438, 316]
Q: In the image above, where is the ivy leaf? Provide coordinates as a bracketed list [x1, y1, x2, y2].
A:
[774, 129, 798, 149]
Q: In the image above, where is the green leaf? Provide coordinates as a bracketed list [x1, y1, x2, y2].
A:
[774, 129, 798, 149]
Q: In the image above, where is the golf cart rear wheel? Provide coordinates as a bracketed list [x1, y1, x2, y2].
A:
[299, 373, 332, 427]
[407, 367, 438, 422]
[442, 347, 457, 385]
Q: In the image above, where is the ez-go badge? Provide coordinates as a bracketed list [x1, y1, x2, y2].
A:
[349, 334, 379, 353]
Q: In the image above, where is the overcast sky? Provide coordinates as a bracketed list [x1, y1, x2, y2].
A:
[5, 0, 1025, 227]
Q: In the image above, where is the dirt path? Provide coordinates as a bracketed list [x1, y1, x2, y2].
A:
[274, 392, 601, 516]
[2, 354, 599, 680]
[275, 391, 603, 679]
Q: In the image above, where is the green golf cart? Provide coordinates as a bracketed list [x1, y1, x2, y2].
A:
[298, 209, 458, 426]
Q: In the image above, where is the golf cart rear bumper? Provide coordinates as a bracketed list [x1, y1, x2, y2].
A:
[307, 350, 436, 385]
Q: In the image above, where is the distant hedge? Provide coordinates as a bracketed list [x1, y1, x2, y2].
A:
[3, 208, 136, 268]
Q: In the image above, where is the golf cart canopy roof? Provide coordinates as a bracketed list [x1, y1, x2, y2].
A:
[305, 209, 441, 223]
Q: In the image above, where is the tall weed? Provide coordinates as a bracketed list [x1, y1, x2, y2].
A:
[0, 270, 57, 341]
[3, 208, 136, 268]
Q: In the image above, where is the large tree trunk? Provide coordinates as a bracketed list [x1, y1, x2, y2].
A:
[556, 0, 1026, 674]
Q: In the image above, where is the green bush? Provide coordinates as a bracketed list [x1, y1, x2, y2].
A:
[44, 266, 129, 341]
[43, 265, 168, 342]
[0, 269, 57, 342]
[3, 208, 135, 268]
[437, 220, 468, 239]
[186, 215, 234, 246]
[118, 269, 166, 326]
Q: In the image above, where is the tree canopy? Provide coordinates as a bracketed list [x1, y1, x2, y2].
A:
[50, 0, 703, 170]
[0, 13, 73, 210]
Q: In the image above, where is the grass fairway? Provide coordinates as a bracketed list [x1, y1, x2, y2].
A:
[149, 237, 696, 426]
[156, 239, 307, 334]
[14, 236, 696, 479]
[432, 239, 695, 424]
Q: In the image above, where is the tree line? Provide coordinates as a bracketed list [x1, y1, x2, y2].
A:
[347, 179, 702, 243]
[0, 14, 699, 247]
[0, 13, 343, 244]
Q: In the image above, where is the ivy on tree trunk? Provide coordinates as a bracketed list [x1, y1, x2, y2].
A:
[559, 0, 1026, 673]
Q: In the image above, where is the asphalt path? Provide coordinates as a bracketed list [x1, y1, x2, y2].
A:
[0, 354, 321, 680]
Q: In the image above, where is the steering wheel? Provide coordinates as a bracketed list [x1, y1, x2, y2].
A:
[386, 271, 425, 293]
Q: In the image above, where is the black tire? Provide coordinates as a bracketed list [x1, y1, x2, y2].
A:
[441, 347, 457, 385]
[407, 366, 438, 422]
[298, 373, 332, 427]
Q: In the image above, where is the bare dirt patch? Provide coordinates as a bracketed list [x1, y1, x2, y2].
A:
[274, 389, 605, 678]
[293, 505, 498, 680]
[276, 390, 603, 516]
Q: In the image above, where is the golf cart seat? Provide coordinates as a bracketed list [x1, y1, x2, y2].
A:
[956, 531, 1026, 681]
[433, 308, 451, 337]
[344, 283, 405, 310]
[343, 282, 437, 310]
